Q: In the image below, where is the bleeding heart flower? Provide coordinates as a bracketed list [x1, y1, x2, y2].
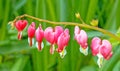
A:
[44, 26, 63, 54]
[35, 25, 44, 51]
[91, 37, 113, 68]
[56, 29, 70, 58]
[74, 26, 88, 55]
[15, 20, 28, 40]
[27, 22, 36, 46]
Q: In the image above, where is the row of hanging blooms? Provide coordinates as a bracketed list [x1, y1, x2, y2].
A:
[14, 19, 113, 68]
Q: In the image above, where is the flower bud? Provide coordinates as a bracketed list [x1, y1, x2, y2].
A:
[35, 25, 44, 51]
[27, 22, 36, 46]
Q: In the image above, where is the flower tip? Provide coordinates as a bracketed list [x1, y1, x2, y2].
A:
[28, 37, 34, 47]
[31, 22, 36, 27]
[36, 42, 44, 51]
[79, 46, 88, 56]
[56, 48, 62, 53]
[97, 54, 103, 68]
[18, 31, 22, 40]
[105, 52, 113, 60]
[59, 49, 67, 58]
[74, 26, 80, 34]
[65, 28, 69, 33]
[50, 44, 55, 54]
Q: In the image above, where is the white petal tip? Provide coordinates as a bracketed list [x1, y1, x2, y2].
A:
[41, 42, 44, 49]
[59, 49, 67, 58]
[79, 46, 88, 56]
[35, 42, 44, 51]
[36, 42, 38, 48]
[28, 38, 34, 47]
[32, 38, 34, 45]
[28, 38, 30, 44]
[50, 44, 55, 54]
[97, 54, 103, 68]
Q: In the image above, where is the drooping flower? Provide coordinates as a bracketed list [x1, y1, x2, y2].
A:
[27, 22, 36, 46]
[74, 26, 88, 55]
[35, 25, 44, 51]
[56, 29, 70, 58]
[15, 20, 28, 40]
[91, 37, 113, 68]
[44, 26, 63, 54]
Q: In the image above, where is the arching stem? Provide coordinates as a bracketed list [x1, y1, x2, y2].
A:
[11, 14, 120, 41]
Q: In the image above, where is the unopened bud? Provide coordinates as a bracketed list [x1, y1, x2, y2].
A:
[90, 19, 98, 27]
[75, 13, 80, 19]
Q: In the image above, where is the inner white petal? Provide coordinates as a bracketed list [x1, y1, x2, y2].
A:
[36, 42, 38, 48]
[28, 37, 30, 44]
[20, 31, 22, 38]
[79, 46, 88, 56]
[32, 38, 34, 45]
[97, 53, 103, 68]
[59, 49, 67, 58]
[41, 42, 44, 49]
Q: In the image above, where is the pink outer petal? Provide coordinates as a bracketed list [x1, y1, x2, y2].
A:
[105, 52, 113, 60]
[44, 27, 55, 44]
[74, 26, 80, 35]
[74, 26, 80, 40]
[91, 37, 101, 56]
[63, 29, 70, 45]
[21, 20, 28, 30]
[57, 29, 70, 52]
[100, 40, 112, 59]
[75, 30, 88, 49]
[28, 22, 36, 38]
[35, 25, 44, 42]
[15, 20, 28, 31]
[57, 33, 65, 52]
[79, 30, 88, 48]
[54, 26, 63, 43]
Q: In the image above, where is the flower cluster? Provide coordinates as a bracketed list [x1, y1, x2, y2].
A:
[14, 20, 113, 67]
[91, 37, 113, 68]
[15, 20, 70, 58]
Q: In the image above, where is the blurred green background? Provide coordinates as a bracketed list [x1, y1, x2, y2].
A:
[0, 0, 120, 71]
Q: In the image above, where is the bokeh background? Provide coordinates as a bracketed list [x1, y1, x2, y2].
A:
[0, 0, 120, 71]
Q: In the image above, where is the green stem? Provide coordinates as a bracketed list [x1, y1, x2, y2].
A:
[12, 14, 120, 41]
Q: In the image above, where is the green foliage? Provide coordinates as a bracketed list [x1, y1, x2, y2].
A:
[0, 0, 120, 71]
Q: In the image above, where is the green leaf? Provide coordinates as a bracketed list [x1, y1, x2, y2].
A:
[87, 31, 103, 38]
[110, 27, 120, 47]
[86, 0, 98, 24]
[78, 0, 89, 21]
[105, 0, 119, 30]
[14, 0, 27, 11]
[0, 40, 32, 55]
[11, 56, 29, 71]
[80, 66, 97, 71]
[116, 0, 120, 29]
[0, 0, 3, 20]
[113, 60, 120, 71]
[1, 0, 10, 41]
